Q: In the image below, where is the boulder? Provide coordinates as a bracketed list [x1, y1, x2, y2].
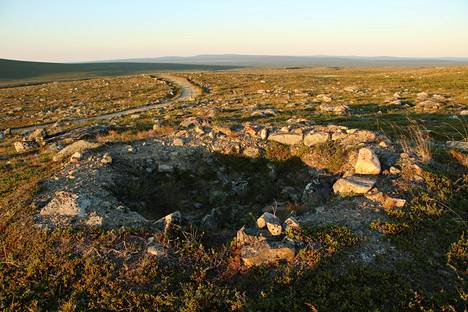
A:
[333, 175, 377, 195]
[53, 140, 101, 162]
[268, 133, 303, 145]
[354, 147, 381, 175]
[257, 212, 282, 236]
[303, 132, 330, 146]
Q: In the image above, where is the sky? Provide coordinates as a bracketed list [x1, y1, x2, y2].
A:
[1, 0, 467, 62]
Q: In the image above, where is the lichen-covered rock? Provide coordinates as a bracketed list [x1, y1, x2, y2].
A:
[40, 191, 90, 217]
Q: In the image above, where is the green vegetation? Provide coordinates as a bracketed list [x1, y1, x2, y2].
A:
[0, 67, 466, 310]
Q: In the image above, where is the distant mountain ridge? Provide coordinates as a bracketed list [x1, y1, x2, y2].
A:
[0, 58, 238, 82]
[103, 54, 468, 67]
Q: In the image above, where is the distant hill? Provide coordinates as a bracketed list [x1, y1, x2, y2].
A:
[0, 59, 239, 82]
[109, 54, 468, 67]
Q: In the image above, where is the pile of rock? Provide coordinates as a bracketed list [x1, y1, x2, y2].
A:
[414, 92, 448, 112]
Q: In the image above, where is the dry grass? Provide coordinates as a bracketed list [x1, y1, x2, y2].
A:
[399, 120, 433, 163]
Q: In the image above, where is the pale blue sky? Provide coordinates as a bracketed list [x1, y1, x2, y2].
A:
[1, 0, 467, 61]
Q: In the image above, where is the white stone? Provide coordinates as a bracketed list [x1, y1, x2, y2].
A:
[354, 148, 381, 175]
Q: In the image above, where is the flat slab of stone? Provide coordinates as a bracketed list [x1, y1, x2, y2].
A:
[333, 175, 377, 195]
[40, 191, 90, 217]
[240, 240, 296, 268]
[303, 132, 330, 146]
[268, 133, 303, 145]
[53, 140, 101, 162]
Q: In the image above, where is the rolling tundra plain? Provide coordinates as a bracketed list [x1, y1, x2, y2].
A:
[0, 66, 467, 311]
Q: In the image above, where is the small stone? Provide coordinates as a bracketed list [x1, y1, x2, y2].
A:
[283, 217, 301, 231]
[101, 153, 112, 164]
[389, 166, 401, 174]
[69, 152, 83, 163]
[158, 164, 174, 173]
[14, 141, 38, 153]
[243, 147, 263, 158]
[154, 211, 181, 231]
[354, 147, 381, 175]
[173, 138, 184, 146]
[257, 212, 282, 236]
[260, 128, 269, 140]
[27, 128, 47, 145]
[147, 243, 167, 257]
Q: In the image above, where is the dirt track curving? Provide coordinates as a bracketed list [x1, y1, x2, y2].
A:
[9, 74, 201, 134]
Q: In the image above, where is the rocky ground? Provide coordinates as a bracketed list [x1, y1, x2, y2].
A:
[0, 67, 467, 311]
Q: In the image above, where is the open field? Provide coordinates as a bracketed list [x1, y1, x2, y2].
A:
[0, 67, 467, 311]
[0, 75, 177, 129]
